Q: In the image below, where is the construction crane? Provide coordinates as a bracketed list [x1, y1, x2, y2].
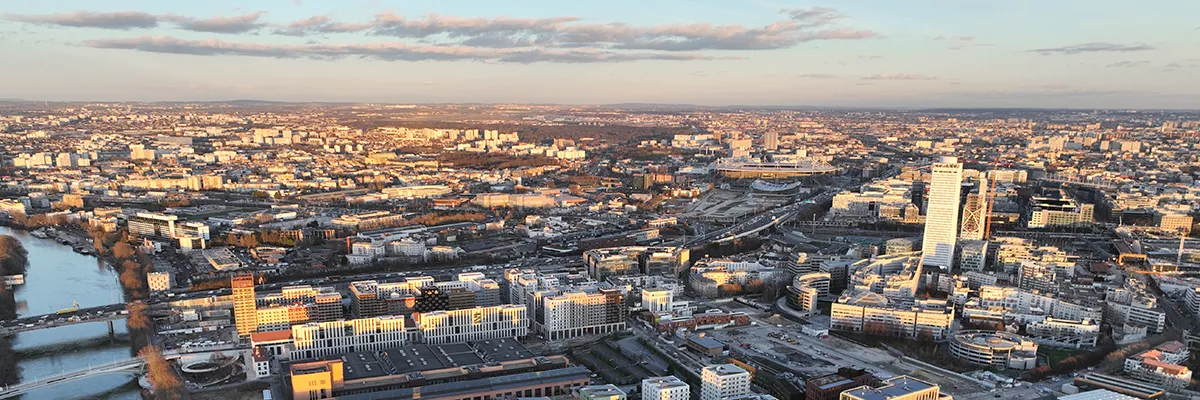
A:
[983, 156, 1001, 239]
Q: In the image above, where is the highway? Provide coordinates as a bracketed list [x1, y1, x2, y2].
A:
[675, 189, 838, 248]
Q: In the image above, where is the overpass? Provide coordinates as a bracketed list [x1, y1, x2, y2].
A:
[0, 304, 128, 337]
[0, 358, 145, 399]
[676, 189, 838, 248]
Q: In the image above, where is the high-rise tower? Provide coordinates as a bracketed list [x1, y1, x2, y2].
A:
[233, 274, 257, 337]
[959, 177, 988, 241]
[922, 156, 963, 269]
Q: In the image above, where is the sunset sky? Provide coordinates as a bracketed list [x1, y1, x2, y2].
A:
[2, 0, 1198, 108]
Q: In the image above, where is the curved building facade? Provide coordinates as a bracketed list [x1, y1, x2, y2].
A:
[787, 272, 831, 315]
[715, 160, 838, 181]
[950, 330, 1038, 370]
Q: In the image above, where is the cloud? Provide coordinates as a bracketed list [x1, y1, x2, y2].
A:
[1164, 59, 1200, 70]
[274, 9, 879, 51]
[1030, 42, 1154, 55]
[931, 35, 975, 41]
[861, 74, 937, 80]
[80, 35, 721, 63]
[168, 11, 268, 34]
[1, 11, 160, 29]
[1106, 60, 1149, 68]
[783, 7, 844, 27]
[11, 8, 880, 52]
[3, 10, 269, 34]
[798, 73, 838, 79]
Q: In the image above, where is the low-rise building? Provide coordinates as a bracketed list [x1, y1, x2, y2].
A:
[642, 376, 690, 400]
[701, 364, 751, 400]
[1123, 341, 1192, 390]
[949, 330, 1038, 370]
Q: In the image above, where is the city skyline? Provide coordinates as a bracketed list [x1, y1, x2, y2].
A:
[2, 0, 1200, 109]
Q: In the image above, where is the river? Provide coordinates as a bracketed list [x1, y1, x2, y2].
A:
[1, 226, 141, 399]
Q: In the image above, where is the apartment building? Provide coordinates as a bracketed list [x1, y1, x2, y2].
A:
[830, 292, 954, 341]
[701, 364, 751, 400]
[290, 316, 409, 360]
[412, 304, 529, 345]
[541, 288, 625, 341]
[642, 376, 689, 400]
[1123, 341, 1192, 390]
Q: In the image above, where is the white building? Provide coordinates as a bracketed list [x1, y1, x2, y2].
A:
[412, 305, 528, 345]
[949, 330, 1038, 370]
[830, 291, 954, 341]
[146, 271, 172, 292]
[921, 156, 963, 269]
[290, 316, 408, 360]
[642, 376, 690, 400]
[642, 288, 674, 313]
[1123, 341, 1192, 390]
[1025, 317, 1100, 348]
[541, 288, 626, 341]
[701, 364, 751, 400]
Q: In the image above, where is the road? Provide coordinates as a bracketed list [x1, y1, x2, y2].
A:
[673, 189, 838, 248]
[1, 257, 583, 327]
[704, 312, 989, 399]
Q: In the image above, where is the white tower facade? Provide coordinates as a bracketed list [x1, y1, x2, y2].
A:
[922, 156, 963, 269]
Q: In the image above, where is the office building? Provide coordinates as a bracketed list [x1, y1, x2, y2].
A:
[578, 384, 627, 400]
[840, 376, 945, 400]
[701, 364, 751, 400]
[764, 131, 779, 151]
[128, 212, 179, 238]
[805, 368, 880, 400]
[1105, 286, 1167, 334]
[957, 240, 988, 271]
[922, 156, 963, 269]
[290, 316, 409, 360]
[949, 330, 1038, 370]
[830, 292, 954, 341]
[959, 178, 988, 241]
[788, 272, 830, 316]
[642, 288, 673, 313]
[1025, 317, 1100, 349]
[286, 344, 585, 400]
[413, 304, 529, 345]
[233, 274, 257, 337]
[642, 376, 690, 400]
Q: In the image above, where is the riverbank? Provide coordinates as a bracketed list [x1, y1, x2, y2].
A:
[0, 226, 141, 399]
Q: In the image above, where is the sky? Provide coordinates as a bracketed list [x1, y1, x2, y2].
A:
[1, 0, 1198, 108]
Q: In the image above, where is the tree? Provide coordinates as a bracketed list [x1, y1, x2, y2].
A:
[0, 337, 19, 386]
[139, 346, 189, 400]
[126, 301, 151, 330]
[0, 235, 29, 276]
[112, 242, 136, 261]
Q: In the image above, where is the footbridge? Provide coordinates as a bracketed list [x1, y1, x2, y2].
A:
[0, 359, 145, 399]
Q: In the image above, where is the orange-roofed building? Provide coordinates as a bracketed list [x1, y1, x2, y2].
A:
[1124, 340, 1192, 389]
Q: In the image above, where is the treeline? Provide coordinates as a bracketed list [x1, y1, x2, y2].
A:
[437, 152, 558, 170]
[1025, 334, 1173, 381]
[91, 228, 157, 353]
[8, 213, 68, 229]
[405, 212, 487, 227]
[0, 235, 29, 386]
